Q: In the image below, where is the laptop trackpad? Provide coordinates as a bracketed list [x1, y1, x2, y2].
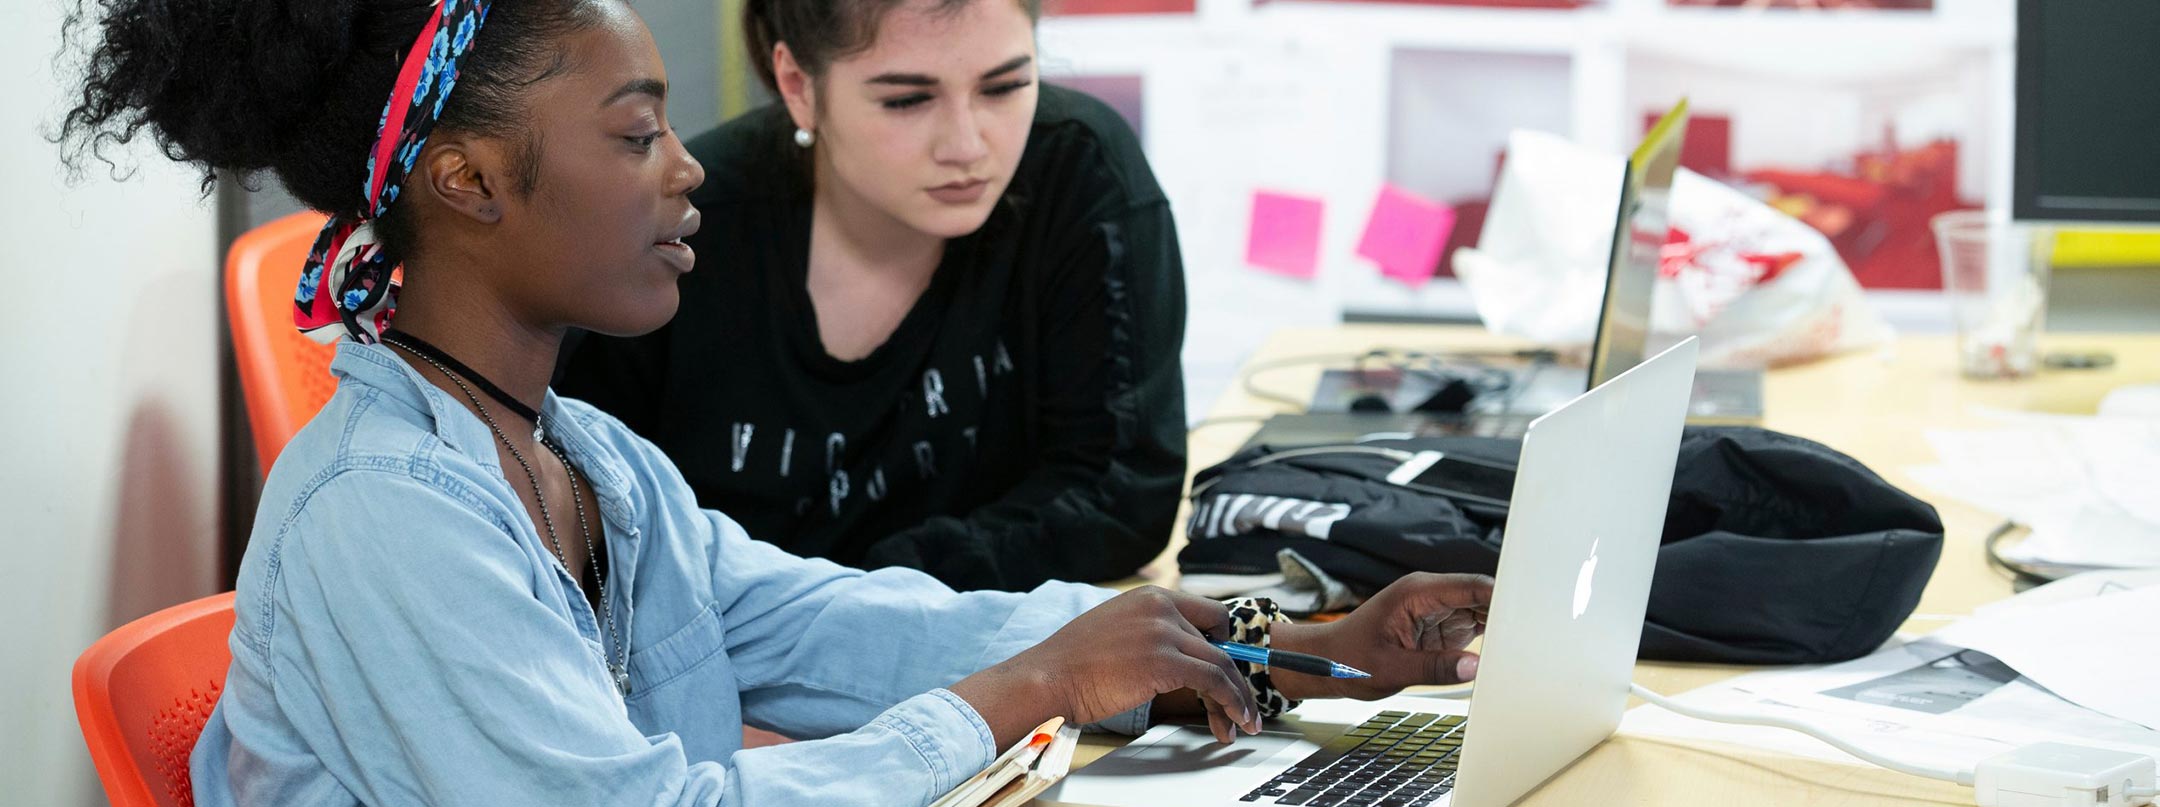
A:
[1079, 727, 1306, 776]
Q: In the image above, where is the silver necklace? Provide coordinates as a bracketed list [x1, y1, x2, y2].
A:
[385, 339, 630, 696]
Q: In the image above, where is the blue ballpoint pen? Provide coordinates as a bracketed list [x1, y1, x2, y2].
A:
[1212, 641, 1371, 679]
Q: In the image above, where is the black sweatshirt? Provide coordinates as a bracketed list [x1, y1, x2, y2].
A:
[557, 84, 1188, 592]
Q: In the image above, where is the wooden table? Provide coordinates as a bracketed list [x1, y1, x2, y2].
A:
[1066, 326, 2160, 806]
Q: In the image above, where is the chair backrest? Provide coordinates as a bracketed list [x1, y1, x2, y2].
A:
[226, 212, 340, 474]
[73, 592, 237, 807]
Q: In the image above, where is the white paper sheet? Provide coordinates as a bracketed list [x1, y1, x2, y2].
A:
[2101, 384, 2160, 419]
[1904, 406, 2160, 568]
[1622, 574, 2160, 771]
[1621, 639, 2160, 772]
[1930, 584, 2160, 731]
[1973, 568, 2160, 616]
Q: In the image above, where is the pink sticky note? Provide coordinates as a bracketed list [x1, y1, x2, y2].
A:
[1356, 185, 1457, 286]
[1245, 191, 1326, 279]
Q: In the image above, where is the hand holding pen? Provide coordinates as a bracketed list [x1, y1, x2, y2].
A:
[1211, 641, 1371, 679]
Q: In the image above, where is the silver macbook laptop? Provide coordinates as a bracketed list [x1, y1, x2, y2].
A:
[1267, 102, 1757, 448]
[1042, 337, 1700, 807]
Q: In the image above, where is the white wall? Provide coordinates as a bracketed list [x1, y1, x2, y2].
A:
[0, 1, 224, 804]
[1387, 48, 1574, 205]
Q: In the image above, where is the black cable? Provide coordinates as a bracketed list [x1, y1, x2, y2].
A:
[1238, 346, 1553, 414]
[1984, 520, 2060, 589]
[1238, 352, 1371, 411]
[1393, 354, 1516, 406]
[1482, 351, 1551, 416]
[1363, 348, 1551, 417]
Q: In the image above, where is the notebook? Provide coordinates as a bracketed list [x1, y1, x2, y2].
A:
[933, 717, 1084, 807]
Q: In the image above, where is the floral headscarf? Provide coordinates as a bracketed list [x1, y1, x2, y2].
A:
[295, 0, 491, 343]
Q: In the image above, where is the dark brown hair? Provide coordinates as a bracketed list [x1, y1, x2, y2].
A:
[741, 0, 1041, 93]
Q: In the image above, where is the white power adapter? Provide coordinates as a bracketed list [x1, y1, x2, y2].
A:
[1974, 743, 2158, 807]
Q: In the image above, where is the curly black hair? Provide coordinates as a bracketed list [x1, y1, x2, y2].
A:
[56, 0, 600, 264]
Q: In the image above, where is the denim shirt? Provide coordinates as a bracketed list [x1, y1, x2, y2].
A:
[190, 341, 1148, 806]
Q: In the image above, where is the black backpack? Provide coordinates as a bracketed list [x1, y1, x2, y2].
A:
[1177, 427, 1944, 665]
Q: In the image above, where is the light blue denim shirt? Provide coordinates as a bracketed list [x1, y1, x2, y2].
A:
[190, 341, 1148, 806]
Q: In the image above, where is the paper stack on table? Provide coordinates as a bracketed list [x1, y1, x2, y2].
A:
[1620, 571, 2160, 772]
[1905, 402, 2160, 569]
[1930, 577, 2160, 731]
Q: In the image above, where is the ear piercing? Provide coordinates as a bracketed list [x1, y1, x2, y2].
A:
[794, 127, 815, 148]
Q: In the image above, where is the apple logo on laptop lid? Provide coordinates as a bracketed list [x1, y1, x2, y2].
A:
[1573, 538, 1599, 620]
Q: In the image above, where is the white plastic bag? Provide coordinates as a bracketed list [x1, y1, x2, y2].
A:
[1453, 130, 1892, 367]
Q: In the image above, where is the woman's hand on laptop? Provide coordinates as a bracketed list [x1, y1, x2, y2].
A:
[950, 586, 1263, 749]
[1269, 573, 1495, 701]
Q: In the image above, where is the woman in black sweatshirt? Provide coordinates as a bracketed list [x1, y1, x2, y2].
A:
[558, 0, 1187, 591]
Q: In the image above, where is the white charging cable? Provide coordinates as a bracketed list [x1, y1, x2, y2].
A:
[1627, 683, 1975, 784]
[1630, 683, 2158, 806]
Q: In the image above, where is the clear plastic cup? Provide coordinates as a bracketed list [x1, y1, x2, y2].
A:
[1931, 210, 2052, 379]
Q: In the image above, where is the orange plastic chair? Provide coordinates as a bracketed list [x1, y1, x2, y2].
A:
[227, 212, 342, 474]
[72, 592, 237, 807]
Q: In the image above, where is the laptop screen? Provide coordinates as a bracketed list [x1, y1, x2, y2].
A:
[1586, 101, 1690, 390]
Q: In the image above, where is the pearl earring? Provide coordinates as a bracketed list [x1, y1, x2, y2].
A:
[794, 127, 815, 148]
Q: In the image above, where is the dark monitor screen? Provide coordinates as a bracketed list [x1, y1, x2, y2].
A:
[2013, 0, 2160, 223]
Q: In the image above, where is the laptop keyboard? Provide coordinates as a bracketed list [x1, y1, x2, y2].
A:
[1239, 711, 1467, 807]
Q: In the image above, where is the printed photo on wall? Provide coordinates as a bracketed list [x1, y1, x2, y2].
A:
[1625, 46, 1990, 289]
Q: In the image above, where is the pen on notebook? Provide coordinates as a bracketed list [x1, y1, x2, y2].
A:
[1212, 641, 1371, 679]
